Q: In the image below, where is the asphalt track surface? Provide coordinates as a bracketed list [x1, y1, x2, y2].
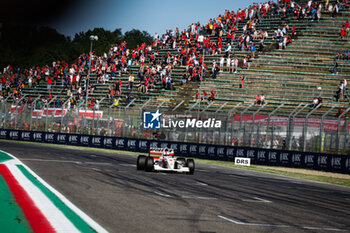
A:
[0, 141, 349, 233]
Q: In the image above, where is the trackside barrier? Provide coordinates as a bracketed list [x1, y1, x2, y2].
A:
[0, 129, 349, 174]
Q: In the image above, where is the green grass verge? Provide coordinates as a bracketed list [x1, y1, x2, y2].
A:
[1, 139, 349, 187]
[186, 158, 350, 187]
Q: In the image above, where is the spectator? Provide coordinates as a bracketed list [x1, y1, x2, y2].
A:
[343, 79, 347, 98]
[128, 73, 134, 90]
[317, 97, 323, 108]
[219, 57, 224, 72]
[336, 108, 343, 117]
[335, 88, 342, 102]
[47, 77, 52, 90]
[208, 89, 215, 101]
[194, 91, 200, 100]
[332, 3, 339, 18]
[260, 94, 265, 105]
[201, 91, 208, 101]
[340, 25, 346, 39]
[225, 43, 232, 57]
[212, 65, 219, 79]
[340, 81, 345, 98]
[332, 59, 338, 74]
[182, 72, 188, 85]
[310, 97, 319, 108]
[328, 3, 333, 17]
[240, 74, 246, 88]
[250, 43, 256, 57]
[226, 55, 231, 72]
[166, 75, 172, 90]
[113, 98, 119, 111]
[255, 94, 265, 105]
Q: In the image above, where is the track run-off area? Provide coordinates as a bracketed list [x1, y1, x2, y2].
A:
[0, 140, 349, 233]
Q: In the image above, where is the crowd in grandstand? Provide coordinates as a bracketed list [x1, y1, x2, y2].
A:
[0, 0, 349, 110]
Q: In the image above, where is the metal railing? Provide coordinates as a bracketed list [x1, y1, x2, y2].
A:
[0, 97, 349, 155]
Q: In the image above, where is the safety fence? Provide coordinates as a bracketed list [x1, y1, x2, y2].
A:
[1, 98, 349, 155]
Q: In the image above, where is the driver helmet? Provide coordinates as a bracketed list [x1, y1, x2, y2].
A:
[163, 148, 169, 156]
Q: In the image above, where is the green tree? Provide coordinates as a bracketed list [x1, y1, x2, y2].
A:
[123, 29, 153, 49]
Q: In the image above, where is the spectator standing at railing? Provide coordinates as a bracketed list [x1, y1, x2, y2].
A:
[343, 79, 347, 98]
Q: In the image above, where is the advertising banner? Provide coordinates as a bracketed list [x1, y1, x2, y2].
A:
[1, 129, 349, 174]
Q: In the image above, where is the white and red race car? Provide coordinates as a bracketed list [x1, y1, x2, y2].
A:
[137, 148, 195, 174]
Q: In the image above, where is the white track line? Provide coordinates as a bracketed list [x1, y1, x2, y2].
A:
[253, 197, 272, 203]
[218, 215, 347, 231]
[2, 150, 109, 233]
[119, 164, 136, 167]
[19, 158, 112, 166]
[19, 158, 82, 164]
[8, 164, 80, 233]
[196, 182, 208, 186]
[154, 191, 172, 198]
[181, 196, 217, 200]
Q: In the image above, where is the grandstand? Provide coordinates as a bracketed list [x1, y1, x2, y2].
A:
[1, 0, 349, 154]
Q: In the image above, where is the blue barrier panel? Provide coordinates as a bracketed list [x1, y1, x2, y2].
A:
[91, 135, 104, 148]
[32, 131, 44, 142]
[279, 151, 290, 166]
[1, 129, 349, 174]
[0, 129, 8, 139]
[20, 131, 31, 142]
[8, 130, 21, 140]
[103, 137, 116, 149]
[115, 137, 127, 150]
[149, 141, 160, 149]
[56, 133, 68, 144]
[137, 139, 150, 153]
[79, 134, 91, 147]
[67, 134, 81, 146]
[345, 157, 350, 173]
[43, 132, 56, 143]
[188, 144, 198, 158]
[225, 147, 235, 162]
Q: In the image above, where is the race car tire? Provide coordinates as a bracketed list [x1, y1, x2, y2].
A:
[186, 159, 195, 175]
[137, 155, 147, 170]
[176, 158, 186, 166]
[145, 157, 154, 172]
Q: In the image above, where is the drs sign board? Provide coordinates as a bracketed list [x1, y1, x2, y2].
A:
[235, 157, 251, 166]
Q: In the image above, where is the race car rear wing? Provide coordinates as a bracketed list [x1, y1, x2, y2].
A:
[149, 147, 174, 156]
